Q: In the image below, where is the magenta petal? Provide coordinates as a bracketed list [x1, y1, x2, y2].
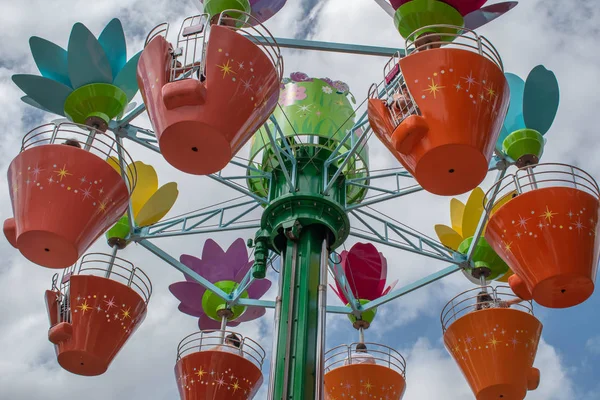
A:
[329, 284, 347, 304]
[198, 313, 222, 330]
[343, 243, 383, 300]
[169, 281, 206, 310]
[246, 279, 272, 299]
[178, 303, 205, 317]
[236, 307, 266, 322]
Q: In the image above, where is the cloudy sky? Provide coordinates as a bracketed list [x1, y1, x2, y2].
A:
[1, 0, 600, 399]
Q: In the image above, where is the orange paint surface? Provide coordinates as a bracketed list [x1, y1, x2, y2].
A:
[5, 145, 129, 268]
[444, 308, 542, 400]
[324, 364, 406, 399]
[45, 275, 147, 376]
[486, 187, 600, 308]
[369, 49, 509, 195]
[138, 26, 280, 175]
[175, 350, 263, 399]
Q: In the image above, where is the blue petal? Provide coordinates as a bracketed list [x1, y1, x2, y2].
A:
[21, 96, 53, 113]
[67, 23, 113, 88]
[523, 65, 559, 136]
[29, 37, 71, 88]
[98, 18, 127, 80]
[463, 2, 518, 30]
[503, 72, 526, 133]
[13, 75, 72, 116]
[113, 51, 141, 101]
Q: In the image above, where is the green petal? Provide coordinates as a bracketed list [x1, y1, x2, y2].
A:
[67, 23, 113, 88]
[29, 37, 71, 87]
[13, 75, 72, 116]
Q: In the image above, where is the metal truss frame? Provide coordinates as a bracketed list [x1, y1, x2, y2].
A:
[109, 34, 511, 320]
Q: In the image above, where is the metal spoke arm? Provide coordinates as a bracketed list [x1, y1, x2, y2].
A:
[349, 208, 464, 264]
[133, 198, 262, 240]
[112, 122, 271, 203]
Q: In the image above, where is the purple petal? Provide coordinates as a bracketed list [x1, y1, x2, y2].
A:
[235, 307, 266, 322]
[201, 239, 226, 266]
[246, 279, 272, 299]
[198, 313, 222, 330]
[180, 254, 204, 281]
[169, 281, 206, 310]
[234, 261, 254, 283]
[225, 238, 251, 276]
[178, 303, 205, 317]
[226, 320, 241, 328]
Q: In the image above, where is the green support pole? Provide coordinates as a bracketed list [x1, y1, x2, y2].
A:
[273, 225, 327, 399]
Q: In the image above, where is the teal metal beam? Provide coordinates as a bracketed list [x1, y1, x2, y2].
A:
[250, 36, 404, 58]
[361, 265, 462, 311]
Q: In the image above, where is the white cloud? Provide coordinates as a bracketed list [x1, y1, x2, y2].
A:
[0, 0, 597, 399]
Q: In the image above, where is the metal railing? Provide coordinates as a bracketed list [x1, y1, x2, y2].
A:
[368, 74, 420, 129]
[169, 14, 210, 82]
[324, 342, 406, 377]
[145, 22, 169, 47]
[405, 25, 503, 71]
[217, 10, 284, 82]
[49, 253, 152, 325]
[484, 163, 600, 213]
[20, 122, 137, 193]
[176, 330, 266, 369]
[441, 285, 534, 332]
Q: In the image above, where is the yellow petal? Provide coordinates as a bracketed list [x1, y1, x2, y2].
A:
[130, 162, 159, 217]
[496, 268, 514, 282]
[134, 182, 179, 227]
[434, 225, 463, 251]
[490, 190, 517, 216]
[106, 156, 137, 192]
[450, 198, 465, 237]
[462, 187, 486, 239]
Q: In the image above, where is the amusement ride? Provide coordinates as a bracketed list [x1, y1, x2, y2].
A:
[5, 0, 599, 399]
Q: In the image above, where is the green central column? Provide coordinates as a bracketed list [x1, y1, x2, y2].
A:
[252, 148, 350, 399]
[274, 224, 326, 399]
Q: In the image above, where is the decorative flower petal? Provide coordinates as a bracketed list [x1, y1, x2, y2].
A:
[198, 313, 222, 330]
[67, 23, 113, 88]
[169, 281, 206, 311]
[12, 74, 72, 116]
[98, 18, 127, 80]
[234, 261, 254, 283]
[461, 187, 485, 239]
[450, 198, 465, 237]
[246, 279, 272, 299]
[463, 2, 517, 30]
[29, 37, 71, 87]
[523, 65, 559, 136]
[225, 238, 252, 276]
[20, 96, 53, 114]
[135, 182, 179, 227]
[178, 303, 205, 317]
[342, 243, 384, 300]
[113, 51, 141, 101]
[502, 73, 526, 134]
[202, 239, 228, 267]
[181, 252, 234, 283]
[434, 224, 463, 251]
[234, 306, 266, 323]
[129, 161, 159, 216]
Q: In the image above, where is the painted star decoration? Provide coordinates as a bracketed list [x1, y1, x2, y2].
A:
[70, 292, 139, 334]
